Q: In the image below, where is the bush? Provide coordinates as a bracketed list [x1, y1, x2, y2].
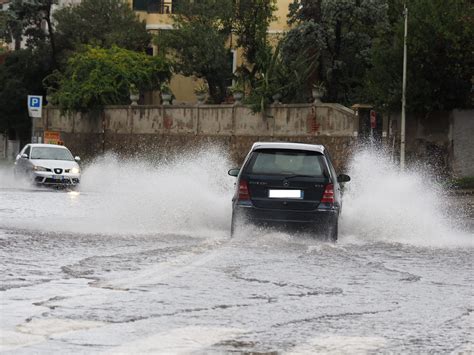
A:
[45, 46, 171, 111]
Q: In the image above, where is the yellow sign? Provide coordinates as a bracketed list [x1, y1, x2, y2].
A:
[44, 131, 61, 145]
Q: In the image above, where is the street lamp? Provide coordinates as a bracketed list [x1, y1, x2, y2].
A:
[400, 2, 408, 170]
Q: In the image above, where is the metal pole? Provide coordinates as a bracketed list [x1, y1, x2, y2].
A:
[400, 3, 408, 170]
[31, 116, 35, 143]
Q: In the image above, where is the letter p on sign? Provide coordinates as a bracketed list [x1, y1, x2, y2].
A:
[30, 97, 40, 108]
[28, 95, 43, 118]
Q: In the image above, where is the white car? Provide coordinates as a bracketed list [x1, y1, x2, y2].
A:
[14, 144, 81, 187]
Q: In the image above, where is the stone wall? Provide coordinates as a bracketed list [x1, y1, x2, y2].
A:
[451, 110, 474, 178]
[388, 110, 474, 177]
[0, 134, 5, 159]
[40, 103, 357, 171]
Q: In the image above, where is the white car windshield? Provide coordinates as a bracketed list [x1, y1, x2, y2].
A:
[30, 147, 74, 161]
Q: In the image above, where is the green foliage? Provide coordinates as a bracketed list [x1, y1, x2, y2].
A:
[0, 11, 9, 43]
[44, 46, 171, 112]
[245, 44, 316, 113]
[362, 0, 473, 112]
[244, 44, 282, 113]
[54, 0, 151, 57]
[156, 0, 277, 103]
[0, 48, 51, 139]
[233, 0, 277, 85]
[0, 1, 58, 138]
[194, 82, 208, 95]
[0, 0, 158, 139]
[160, 82, 172, 94]
[282, 0, 389, 105]
[5, 0, 57, 50]
[156, 0, 234, 103]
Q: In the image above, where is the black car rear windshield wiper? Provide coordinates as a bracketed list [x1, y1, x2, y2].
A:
[282, 174, 319, 179]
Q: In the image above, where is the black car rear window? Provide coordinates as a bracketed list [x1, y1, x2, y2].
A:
[245, 149, 327, 177]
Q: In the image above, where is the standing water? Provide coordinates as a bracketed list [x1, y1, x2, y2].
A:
[0, 146, 472, 244]
[0, 146, 472, 353]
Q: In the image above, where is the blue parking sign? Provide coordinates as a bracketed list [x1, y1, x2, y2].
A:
[27, 95, 43, 118]
[29, 96, 41, 108]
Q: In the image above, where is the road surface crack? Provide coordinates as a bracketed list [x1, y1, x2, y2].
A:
[272, 308, 398, 327]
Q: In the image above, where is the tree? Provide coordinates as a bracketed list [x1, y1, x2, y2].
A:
[281, 0, 389, 104]
[54, 0, 151, 57]
[156, 0, 234, 103]
[0, 48, 51, 141]
[0, 11, 10, 46]
[6, 0, 58, 64]
[245, 43, 316, 112]
[362, 0, 474, 112]
[44, 46, 171, 112]
[0, 1, 57, 140]
[0, 0, 155, 139]
[233, 0, 277, 88]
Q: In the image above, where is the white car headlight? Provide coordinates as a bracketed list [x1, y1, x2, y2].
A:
[70, 167, 80, 174]
[33, 166, 48, 172]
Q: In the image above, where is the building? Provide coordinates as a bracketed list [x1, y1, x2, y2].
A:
[128, 0, 292, 103]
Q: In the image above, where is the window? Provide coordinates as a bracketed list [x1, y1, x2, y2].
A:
[133, 0, 147, 11]
[225, 50, 236, 88]
[146, 46, 154, 56]
[147, 0, 161, 13]
[133, 0, 176, 14]
[246, 149, 327, 177]
[23, 146, 31, 158]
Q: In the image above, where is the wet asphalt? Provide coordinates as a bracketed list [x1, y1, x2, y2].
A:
[0, 185, 472, 354]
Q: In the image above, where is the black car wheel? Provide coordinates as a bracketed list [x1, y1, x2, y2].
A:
[230, 219, 235, 237]
[230, 212, 236, 237]
[328, 221, 338, 242]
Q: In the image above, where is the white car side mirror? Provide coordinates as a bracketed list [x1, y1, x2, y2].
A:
[21, 153, 28, 159]
[74, 156, 81, 162]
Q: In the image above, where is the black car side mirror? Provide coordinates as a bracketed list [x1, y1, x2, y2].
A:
[337, 174, 351, 183]
[228, 168, 240, 177]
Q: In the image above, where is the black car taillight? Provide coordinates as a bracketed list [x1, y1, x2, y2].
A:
[320, 183, 335, 204]
[238, 179, 251, 201]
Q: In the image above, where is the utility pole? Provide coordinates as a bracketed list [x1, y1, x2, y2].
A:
[400, 2, 408, 170]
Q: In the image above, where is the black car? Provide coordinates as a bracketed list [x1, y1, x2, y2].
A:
[228, 142, 350, 241]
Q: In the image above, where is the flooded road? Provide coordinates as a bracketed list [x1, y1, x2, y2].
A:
[0, 149, 472, 353]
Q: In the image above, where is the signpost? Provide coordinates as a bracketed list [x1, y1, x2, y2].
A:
[28, 95, 42, 118]
[27, 95, 43, 143]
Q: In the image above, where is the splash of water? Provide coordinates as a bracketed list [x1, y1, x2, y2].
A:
[340, 148, 473, 247]
[77, 147, 234, 235]
[0, 147, 234, 236]
[0, 146, 471, 247]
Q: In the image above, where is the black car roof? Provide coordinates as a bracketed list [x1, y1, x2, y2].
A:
[251, 142, 326, 154]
